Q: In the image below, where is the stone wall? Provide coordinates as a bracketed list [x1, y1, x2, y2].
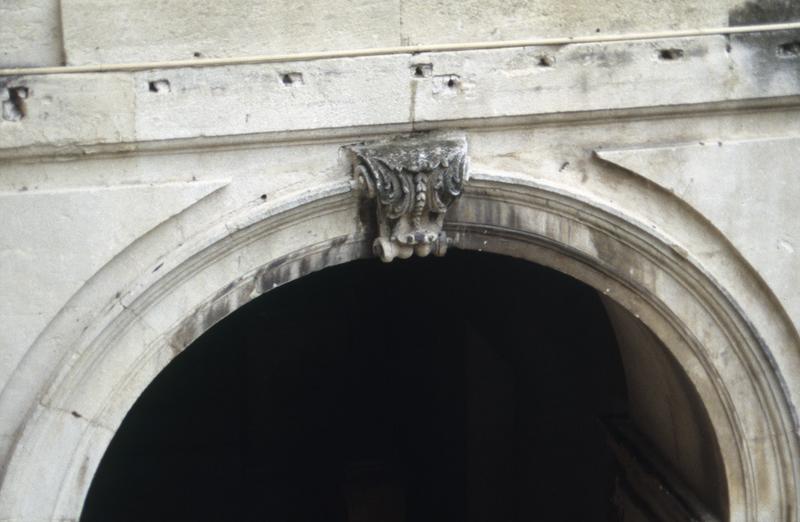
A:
[1, 1, 800, 520]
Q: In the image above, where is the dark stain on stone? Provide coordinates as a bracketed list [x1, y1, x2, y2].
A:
[728, 0, 800, 85]
[169, 237, 369, 359]
[204, 294, 233, 329]
[357, 195, 377, 236]
[171, 320, 198, 355]
[729, 0, 800, 25]
[298, 254, 312, 278]
[217, 280, 237, 299]
[330, 235, 348, 248]
[71, 410, 82, 418]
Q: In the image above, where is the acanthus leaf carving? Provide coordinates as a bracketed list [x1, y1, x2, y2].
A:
[347, 135, 469, 262]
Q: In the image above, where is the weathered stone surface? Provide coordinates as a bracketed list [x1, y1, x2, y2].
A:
[413, 35, 800, 123]
[131, 56, 411, 142]
[5, 32, 800, 155]
[0, 0, 63, 67]
[1, 73, 136, 151]
[60, 0, 402, 65]
[401, 0, 739, 44]
[1, 1, 800, 520]
[0, 180, 227, 390]
[597, 137, 800, 326]
[603, 297, 726, 517]
[3, 97, 797, 521]
[54, 0, 786, 65]
[348, 135, 468, 261]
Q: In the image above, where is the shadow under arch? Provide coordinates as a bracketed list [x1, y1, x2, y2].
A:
[0, 170, 797, 522]
[83, 249, 637, 521]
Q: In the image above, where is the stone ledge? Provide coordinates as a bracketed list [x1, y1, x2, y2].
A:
[1, 33, 799, 155]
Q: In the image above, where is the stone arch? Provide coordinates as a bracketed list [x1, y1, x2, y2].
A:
[0, 169, 797, 522]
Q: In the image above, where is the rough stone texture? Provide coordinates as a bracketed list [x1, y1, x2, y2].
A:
[4, 31, 800, 156]
[597, 138, 800, 327]
[130, 57, 411, 142]
[0, 180, 228, 389]
[54, 0, 791, 65]
[2, 1, 800, 521]
[0, 0, 63, 67]
[401, 0, 739, 43]
[1, 73, 136, 151]
[3, 108, 799, 520]
[348, 135, 467, 261]
[61, 0, 402, 65]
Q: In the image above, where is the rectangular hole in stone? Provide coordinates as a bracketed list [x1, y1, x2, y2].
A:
[777, 41, 800, 57]
[281, 72, 304, 86]
[148, 79, 171, 93]
[537, 55, 555, 67]
[411, 64, 433, 78]
[2, 86, 28, 122]
[658, 48, 684, 60]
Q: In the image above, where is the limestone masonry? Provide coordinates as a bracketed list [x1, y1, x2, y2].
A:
[1, 1, 800, 520]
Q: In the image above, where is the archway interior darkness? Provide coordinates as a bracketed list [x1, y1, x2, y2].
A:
[82, 250, 630, 521]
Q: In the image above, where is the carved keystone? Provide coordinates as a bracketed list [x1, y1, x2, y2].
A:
[347, 135, 468, 262]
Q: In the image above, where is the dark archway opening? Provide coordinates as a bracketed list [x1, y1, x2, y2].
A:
[82, 250, 629, 522]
